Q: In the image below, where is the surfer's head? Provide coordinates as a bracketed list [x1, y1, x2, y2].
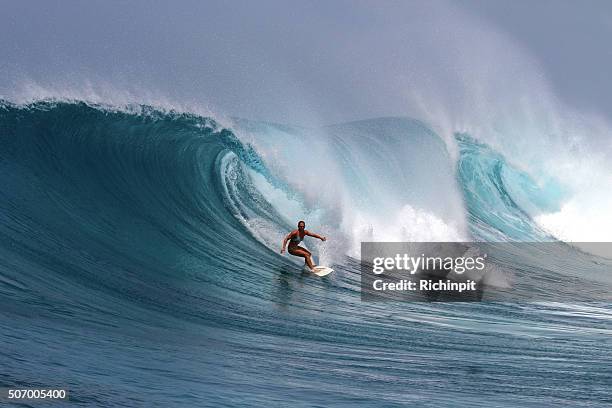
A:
[297, 220, 305, 231]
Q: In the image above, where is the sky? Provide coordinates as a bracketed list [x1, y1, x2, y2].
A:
[1, 0, 612, 127]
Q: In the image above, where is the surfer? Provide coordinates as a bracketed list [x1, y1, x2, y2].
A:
[281, 221, 326, 270]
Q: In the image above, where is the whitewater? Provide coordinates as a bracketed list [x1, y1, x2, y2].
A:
[1, 99, 612, 407]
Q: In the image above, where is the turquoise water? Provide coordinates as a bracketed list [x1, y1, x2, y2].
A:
[1, 101, 611, 406]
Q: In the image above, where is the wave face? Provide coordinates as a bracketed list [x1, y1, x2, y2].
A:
[1, 101, 611, 407]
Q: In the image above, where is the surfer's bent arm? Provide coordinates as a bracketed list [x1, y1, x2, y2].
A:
[281, 230, 296, 253]
[306, 230, 326, 241]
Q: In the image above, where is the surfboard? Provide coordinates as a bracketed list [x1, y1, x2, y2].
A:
[313, 266, 334, 276]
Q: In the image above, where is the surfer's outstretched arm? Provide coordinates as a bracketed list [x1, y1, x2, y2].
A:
[305, 230, 326, 241]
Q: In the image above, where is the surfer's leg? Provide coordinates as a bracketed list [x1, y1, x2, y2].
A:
[289, 245, 311, 257]
[301, 248, 314, 269]
[288, 247, 315, 270]
[304, 254, 314, 270]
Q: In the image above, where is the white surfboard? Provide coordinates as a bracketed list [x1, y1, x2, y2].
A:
[313, 266, 334, 277]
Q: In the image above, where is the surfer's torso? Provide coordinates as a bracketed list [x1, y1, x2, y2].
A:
[288, 230, 306, 247]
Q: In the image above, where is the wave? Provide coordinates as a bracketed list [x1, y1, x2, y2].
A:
[1, 99, 611, 406]
[0, 99, 601, 307]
